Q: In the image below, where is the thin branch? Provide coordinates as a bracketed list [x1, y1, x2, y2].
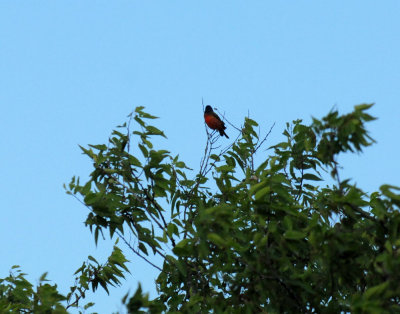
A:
[215, 107, 242, 132]
[117, 231, 164, 273]
[295, 160, 304, 202]
[126, 112, 134, 153]
[256, 122, 275, 153]
[343, 202, 377, 222]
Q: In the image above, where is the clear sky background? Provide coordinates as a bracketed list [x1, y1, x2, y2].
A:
[1, 1, 399, 313]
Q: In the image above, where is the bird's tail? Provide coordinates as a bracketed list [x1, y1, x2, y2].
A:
[219, 130, 229, 139]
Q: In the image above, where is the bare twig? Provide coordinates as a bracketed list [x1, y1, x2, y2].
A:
[295, 160, 304, 202]
[117, 231, 164, 273]
[256, 122, 275, 153]
[215, 107, 242, 132]
[126, 112, 134, 153]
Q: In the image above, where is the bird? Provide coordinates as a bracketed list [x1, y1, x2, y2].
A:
[204, 105, 229, 138]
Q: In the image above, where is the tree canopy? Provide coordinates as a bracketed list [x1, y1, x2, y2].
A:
[2, 104, 400, 313]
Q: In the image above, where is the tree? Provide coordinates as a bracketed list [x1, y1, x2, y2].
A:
[2, 104, 400, 313]
[0, 246, 128, 313]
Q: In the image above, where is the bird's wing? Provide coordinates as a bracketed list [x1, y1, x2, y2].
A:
[212, 112, 222, 122]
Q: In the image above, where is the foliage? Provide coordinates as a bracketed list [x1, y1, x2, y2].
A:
[0, 266, 67, 313]
[65, 103, 400, 313]
[0, 244, 128, 313]
[66, 243, 129, 311]
[2, 104, 400, 313]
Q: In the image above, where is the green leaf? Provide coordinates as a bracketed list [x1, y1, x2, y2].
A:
[254, 186, 271, 201]
[138, 242, 148, 255]
[380, 184, 400, 201]
[245, 117, 259, 127]
[175, 161, 186, 168]
[354, 103, 374, 111]
[146, 125, 166, 138]
[84, 302, 95, 310]
[207, 233, 226, 247]
[138, 144, 148, 157]
[249, 180, 267, 196]
[88, 255, 98, 264]
[89, 144, 108, 151]
[364, 281, 390, 299]
[302, 173, 322, 181]
[167, 223, 178, 237]
[39, 272, 49, 282]
[128, 155, 142, 167]
[173, 239, 192, 256]
[284, 230, 306, 240]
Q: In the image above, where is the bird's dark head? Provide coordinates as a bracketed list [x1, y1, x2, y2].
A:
[204, 105, 213, 113]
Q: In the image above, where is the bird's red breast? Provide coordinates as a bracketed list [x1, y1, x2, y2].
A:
[204, 112, 224, 130]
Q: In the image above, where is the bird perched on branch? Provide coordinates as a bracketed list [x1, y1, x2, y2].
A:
[204, 105, 229, 138]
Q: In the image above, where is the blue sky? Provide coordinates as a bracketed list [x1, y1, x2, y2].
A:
[1, 1, 399, 313]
